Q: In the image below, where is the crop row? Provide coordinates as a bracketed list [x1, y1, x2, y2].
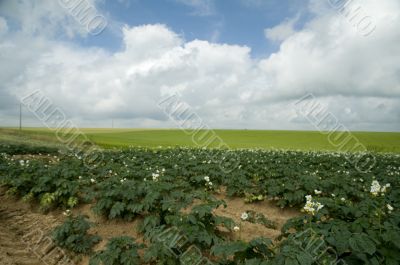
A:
[0, 144, 399, 264]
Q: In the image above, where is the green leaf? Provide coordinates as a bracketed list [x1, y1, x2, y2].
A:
[349, 233, 376, 255]
[296, 251, 313, 265]
[211, 241, 248, 258]
[110, 202, 125, 218]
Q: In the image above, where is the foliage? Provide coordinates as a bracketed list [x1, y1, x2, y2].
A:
[89, 236, 143, 265]
[0, 143, 58, 155]
[1, 143, 400, 264]
[0, 154, 90, 210]
[212, 237, 274, 264]
[52, 215, 101, 254]
[165, 200, 236, 247]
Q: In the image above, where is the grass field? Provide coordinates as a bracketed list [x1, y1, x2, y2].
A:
[1, 128, 399, 153]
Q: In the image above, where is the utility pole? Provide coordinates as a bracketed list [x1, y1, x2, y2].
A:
[19, 103, 22, 131]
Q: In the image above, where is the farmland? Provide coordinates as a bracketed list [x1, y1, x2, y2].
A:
[2, 0, 399, 265]
[1, 128, 400, 152]
[0, 136, 400, 265]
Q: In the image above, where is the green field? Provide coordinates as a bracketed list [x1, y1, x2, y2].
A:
[1, 128, 399, 153]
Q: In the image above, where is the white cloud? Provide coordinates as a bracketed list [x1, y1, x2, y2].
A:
[264, 16, 298, 42]
[0, 0, 399, 131]
[258, 0, 400, 101]
[0, 17, 8, 37]
[0, 0, 106, 38]
[121, 24, 183, 60]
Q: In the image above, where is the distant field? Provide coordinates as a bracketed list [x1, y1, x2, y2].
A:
[0, 128, 399, 153]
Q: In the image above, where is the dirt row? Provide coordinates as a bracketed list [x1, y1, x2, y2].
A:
[0, 191, 74, 265]
[0, 187, 299, 265]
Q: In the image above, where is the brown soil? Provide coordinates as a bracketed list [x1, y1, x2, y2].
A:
[0, 189, 69, 265]
[0, 187, 300, 265]
[214, 191, 299, 241]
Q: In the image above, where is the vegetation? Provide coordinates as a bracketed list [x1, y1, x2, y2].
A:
[52, 215, 101, 254]
[1, 128, 400, 152]
[1, 142, 400, 264]
[90, 236, 143, 265]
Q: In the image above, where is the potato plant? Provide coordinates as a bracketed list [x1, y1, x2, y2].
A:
[90, 236, 143, 265]
[1, 143, 399, 264]
[52, 215, 101, 254]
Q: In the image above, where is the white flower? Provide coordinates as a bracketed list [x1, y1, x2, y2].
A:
[387, 204, 394, 212]
[315, 202, 324, 211]
[90, 178, 96, 183]
[204, 176, 210, 182]
[152, 173, 159, 182]
[370, 180, 381, 196]
[241, 212, 249, 221]
[78, 176, 82, 180]
[303, 202, 315, 215]
[331, 194, 336, 197]
[303, 195, 324, 216]
[314, 190, 322, 195]
[63, 210, 71, 216]
[207, 181, 213, 186]
[233, 226, 240, 232]
[380, 183, 391, 194]
[341, 197, 345, 202]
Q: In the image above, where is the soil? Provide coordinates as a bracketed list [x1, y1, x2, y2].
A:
[0, 188, 68, 265]
[0, 187, 300, 265]
[214, 191, 299, 241]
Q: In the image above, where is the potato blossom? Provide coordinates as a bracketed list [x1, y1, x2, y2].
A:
[370, 180, 390, 196]
[303, 195, 324, 216]
[241, 212, 249, 221]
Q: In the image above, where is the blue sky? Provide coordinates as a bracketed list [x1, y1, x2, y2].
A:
[78, 0, 309, 57]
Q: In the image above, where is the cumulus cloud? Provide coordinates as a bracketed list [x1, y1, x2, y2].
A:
[258, 0, 400, 101]
[0, 0, 399, 131]
[0, 0, 108, 38]
[264, 16, 298, 42]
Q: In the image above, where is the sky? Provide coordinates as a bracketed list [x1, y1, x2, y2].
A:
[0, 0, 399, 131]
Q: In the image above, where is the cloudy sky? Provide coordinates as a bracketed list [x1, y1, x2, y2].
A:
[0, 0, 399, 131]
